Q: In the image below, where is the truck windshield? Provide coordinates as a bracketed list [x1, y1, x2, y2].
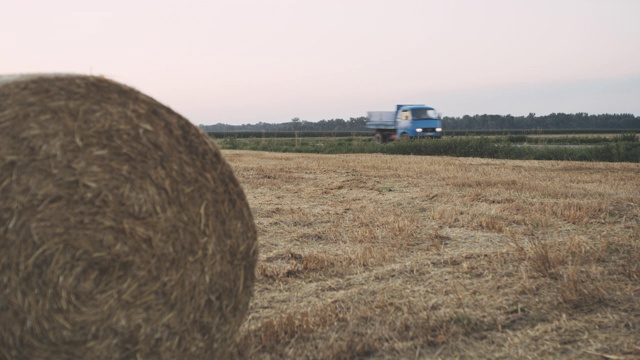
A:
[411, 108, 438, 120]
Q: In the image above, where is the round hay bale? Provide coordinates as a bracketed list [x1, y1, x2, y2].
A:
[0, 75, 258, 359]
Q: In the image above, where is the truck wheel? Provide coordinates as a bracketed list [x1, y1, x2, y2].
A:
[373, 133, 383, 144]
[400, 133, 410, 141]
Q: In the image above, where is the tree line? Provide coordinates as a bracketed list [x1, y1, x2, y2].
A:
[199, 113, 639, 132]
[200, 117, 369, 132]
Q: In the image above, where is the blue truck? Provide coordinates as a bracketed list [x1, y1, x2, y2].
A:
[366, 104, 443, 143]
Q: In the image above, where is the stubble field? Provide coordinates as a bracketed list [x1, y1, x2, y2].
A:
[223, 150, 639, 359]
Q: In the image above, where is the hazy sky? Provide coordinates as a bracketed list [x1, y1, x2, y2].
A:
[3, 0, 640, 125]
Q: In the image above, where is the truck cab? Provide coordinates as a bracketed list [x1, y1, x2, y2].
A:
[366, 104, 443, 143]
[395, 105, 443, 140]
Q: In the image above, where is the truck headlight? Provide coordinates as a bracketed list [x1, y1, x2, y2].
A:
[436, 128, 442, 132]
[416, 128, 423, 132]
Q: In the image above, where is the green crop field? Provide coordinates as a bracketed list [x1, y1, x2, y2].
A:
[210, 133, 640, 163]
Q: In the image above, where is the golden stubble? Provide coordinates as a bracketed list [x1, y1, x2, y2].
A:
[224, 150, 640, 359]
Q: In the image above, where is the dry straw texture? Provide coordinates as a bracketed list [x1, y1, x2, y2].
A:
[222, 151, 639, 359]
[0, 75, 257, 359]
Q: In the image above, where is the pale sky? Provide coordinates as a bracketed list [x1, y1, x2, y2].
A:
[3, 0, 640, 125]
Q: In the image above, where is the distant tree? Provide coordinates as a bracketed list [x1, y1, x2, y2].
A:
[291, 117, 301, 131]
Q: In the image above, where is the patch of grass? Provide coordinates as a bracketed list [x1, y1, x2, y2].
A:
[615, 132, 638, 142]
[506, 134, 528, 143]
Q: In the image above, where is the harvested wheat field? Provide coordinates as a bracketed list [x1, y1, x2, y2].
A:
[223, 150, 640, 359]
